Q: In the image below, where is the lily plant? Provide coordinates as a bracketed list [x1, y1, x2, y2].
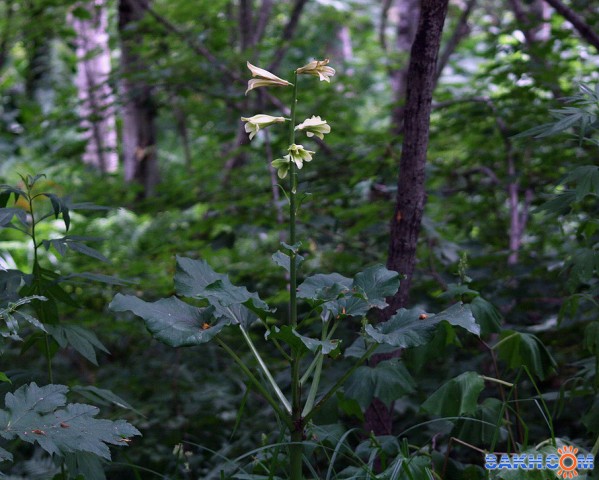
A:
[110, 58, 481, 479]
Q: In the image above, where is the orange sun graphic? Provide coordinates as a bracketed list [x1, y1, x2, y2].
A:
[557, 445, 579, 479]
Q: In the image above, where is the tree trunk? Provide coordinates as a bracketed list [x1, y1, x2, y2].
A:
[118, 0, 159, 198]
[365, 0, 449, 441]
[387, 0, 449, 312]
[71, 0, 118, 173]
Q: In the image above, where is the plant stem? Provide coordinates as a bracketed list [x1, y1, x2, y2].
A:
[28, 186, 53, 384]
[287, 70, 303, 480]
[216, 337, 292, 430]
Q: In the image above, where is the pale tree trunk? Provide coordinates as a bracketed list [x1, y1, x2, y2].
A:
[365, 0, 449, 439]
[71, 0, 118, 173]
[118, 0, 159, 198]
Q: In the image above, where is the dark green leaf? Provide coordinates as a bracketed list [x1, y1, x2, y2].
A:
[352, 265, 400, 309]
[272, 250, 304, 273]
[496, 331, 556, 380]
[297, 273, 352, 302]
[174, 256, 272, 313]
[421, 372, 485, 416]
[0, 382, 140, 461]
[110, 294, 225, 347]
[46, 325, 109, 365]
[365, 303, 479, 348]
[344, 359, 415, 409]
[470, 297, 502, 334]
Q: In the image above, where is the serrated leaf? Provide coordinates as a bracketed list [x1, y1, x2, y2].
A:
[271, 251, 304, 273]
[174, 256, 271, 314]
[298, 273, 352, 302]
[110, 294, 225, 347]
[352, 265, 400, 309]
[535, 190, 576, 215]
[496, 330, 556, 380]
[562, 165, 599, 201]
[344, 359, 415, 409]
[421, 372, 485, 416]
[0, 383, 140, 461]
[365, 303, 479, 348]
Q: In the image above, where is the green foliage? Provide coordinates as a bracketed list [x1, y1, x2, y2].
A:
[0, 382, 140, 462]
[421, 372, 485, 417]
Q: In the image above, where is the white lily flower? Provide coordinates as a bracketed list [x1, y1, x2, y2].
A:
[295, 116, 331, 140]
[296, 59, 335, 82]
[287, 144, 315, 169]
[246, 62, 293, 95]
[241, 114, 286, 140]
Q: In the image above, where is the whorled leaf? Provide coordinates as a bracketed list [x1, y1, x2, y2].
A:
[266, 325, 341, 356]
[0, 383, 140, 462]
[365, 303, 479, 348]
[298, 265, 400, 318]
[174, 256, 272, 314]
[110, 294, 226, 347]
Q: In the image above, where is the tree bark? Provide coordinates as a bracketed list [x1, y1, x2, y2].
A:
[387, 0, 449, 312]
[543, 0, 599, 51]
[365, 0, 449, 440]
[71, 0, 118, 173]
[118, 0, 159, 198]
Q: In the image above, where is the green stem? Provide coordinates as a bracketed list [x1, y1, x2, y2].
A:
[28, 187, 53, 384]
[287, 70, 303, 480]
[301, 352, 323, 417]
[238, 325, 292, 414]
[304, 342, 378, 422]
[216, 337, 292, 430]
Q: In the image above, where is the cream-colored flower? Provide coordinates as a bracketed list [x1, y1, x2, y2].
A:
[287, 144, 315, 169]
[295, 116, 331, 140]
[246, 62, 293, 95]
[241, 114, 286, 140]
[296, 59, 335, 82]
[271, 157, 291, 179]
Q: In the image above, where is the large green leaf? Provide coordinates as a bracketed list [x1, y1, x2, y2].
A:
[421, 372, 485, 417]
[174, 256, 272, 313]
[365, 303, 479, 348]
[297, 265, 400, 318]
[0, 383, 140, 462]
[110, 294, 226, 347]
[344, 359, 415, 409]
[496, 330, 556, 380]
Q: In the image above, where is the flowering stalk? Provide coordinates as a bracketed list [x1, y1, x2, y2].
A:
[287, 70, 304, 480]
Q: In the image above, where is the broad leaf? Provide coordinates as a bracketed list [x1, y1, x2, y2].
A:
[344, 359, 415, 409]
[470, 297, 502, 334]
[110, 294, 225, 347]
[365, 303, 479, 348]
[352, 265, 400, 309]
[174, 256, 271, 313]
[272, 250, 304, 273]
[496, 330, 556, 380]
[297, 273, 352, 302]
[421, 372, 485, 416]
[0, 383, 140, 461]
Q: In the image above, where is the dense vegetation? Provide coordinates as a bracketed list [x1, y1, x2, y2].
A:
[0, 0, 599, 478]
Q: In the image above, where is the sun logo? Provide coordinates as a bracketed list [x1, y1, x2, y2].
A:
[557, 445, 579, 479]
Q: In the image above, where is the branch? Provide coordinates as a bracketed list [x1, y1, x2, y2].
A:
[253, 0, 274, 46]
[543, 0, 599, 51]
[434, 0, 476, 84]
[268, 0, 309, 72]
[379, 0, 394, 53]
